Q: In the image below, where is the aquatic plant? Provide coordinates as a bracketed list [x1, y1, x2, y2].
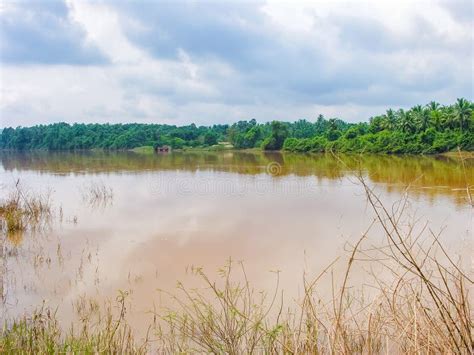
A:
[80, 181, 114, 209]
[0, 180, 52, 236]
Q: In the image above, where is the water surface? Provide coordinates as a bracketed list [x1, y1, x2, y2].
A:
[1, 151, 472, 334]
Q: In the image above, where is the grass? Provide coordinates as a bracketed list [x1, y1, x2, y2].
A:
[179, 143, 235, 152]
[80, 181, 114, 208]
[130, 143, 235, 154]
[0, 180, 52, 236]
[0, 295, 147, 354]
[152, 181, 472, 353]
[130, 146, 155, 154]
[0, 176, 472, 353]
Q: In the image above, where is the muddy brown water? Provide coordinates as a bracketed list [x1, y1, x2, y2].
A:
[0, 151, 472, 337]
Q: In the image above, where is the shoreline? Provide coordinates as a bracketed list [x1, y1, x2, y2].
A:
[0, 146, 473, 158]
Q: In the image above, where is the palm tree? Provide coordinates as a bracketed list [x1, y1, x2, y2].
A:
[399, 110, 415, 133]
[453, 98, 471, 133]
[430, 110, 443, 130]
[426, 101, 440, 112]
[411, 105, 425, 132]
[420, 109, 430, 130]
[383, 108, 396, 130]
[396, 109, 405, 130]
[444, 107, 457, 130]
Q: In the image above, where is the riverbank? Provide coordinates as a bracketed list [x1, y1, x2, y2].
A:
[130, 142, 236, 154]
[128, 144, 474, 158]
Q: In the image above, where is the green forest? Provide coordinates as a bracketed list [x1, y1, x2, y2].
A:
[1, 99, 473, 154]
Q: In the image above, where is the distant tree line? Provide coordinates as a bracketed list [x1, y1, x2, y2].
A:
[1, 99, 472, 154]
[0, 123, 227, 150]
[284, 98, 473, 154]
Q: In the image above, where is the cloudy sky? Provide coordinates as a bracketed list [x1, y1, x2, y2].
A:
[0, 0, 472, 127]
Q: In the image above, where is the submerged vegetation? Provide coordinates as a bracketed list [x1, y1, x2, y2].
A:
[0, 173, 472, 353]
[80, 181, 114, 209]
[0, 181, 52, 236]
[1, 99, 472, 154]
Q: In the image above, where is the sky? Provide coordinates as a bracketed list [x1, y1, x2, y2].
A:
[0, 0, 472, 127]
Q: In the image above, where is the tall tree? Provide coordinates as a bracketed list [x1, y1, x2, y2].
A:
[382, 109, 397, 130]
[262, 121, 289, 150]
[426, 101, 440, 112]
[454, 98, 472, 133]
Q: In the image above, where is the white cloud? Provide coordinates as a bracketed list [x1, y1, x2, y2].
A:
[0, 0, 226, 125]
[66, 0, 144, 64]
[0, 0, 472, 127]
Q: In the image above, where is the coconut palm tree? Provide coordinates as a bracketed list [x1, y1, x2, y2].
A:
[399, 110, 415, 133]
[426, 101, 440, 112]
[383, 108, 397, 130]
[453, 98, 472, 133]
[444, 107, 458, 129]
[420, 109, 431, 131]
[430, 109, 443, 130]
[411, 105, 426, 132]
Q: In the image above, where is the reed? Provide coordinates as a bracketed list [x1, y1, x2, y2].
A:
[80, 181, 114, 208]
[0, 180, 52, 235]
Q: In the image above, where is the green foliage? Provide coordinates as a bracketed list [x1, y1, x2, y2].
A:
[283, 99, 473, 154]
[0, 123, 229, 150]
[203, 131, 219, 146]
[262, 121, 289, 150]
[1, 99, 472, 154]
[227, 119, 265, 148]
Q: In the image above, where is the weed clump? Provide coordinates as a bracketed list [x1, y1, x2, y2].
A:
[80, 181, 114, 208]
[0, 294, 147, 354]
[0, 180, 52, 236]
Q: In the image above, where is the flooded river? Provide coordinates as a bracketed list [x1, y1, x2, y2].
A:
[0, 151, 472, 336]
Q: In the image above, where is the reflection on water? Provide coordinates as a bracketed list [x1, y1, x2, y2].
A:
[1, 150, 472, 205]
[0, 151, 472, 336]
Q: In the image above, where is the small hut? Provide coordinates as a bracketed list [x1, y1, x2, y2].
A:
[154, 145, 171, 153]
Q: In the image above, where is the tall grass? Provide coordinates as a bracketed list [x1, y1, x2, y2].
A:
[0, 294, 147, 353]
[0, 177, 472, 353]
[80, 181, 114, 208]
[0, 180, 52, 236]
